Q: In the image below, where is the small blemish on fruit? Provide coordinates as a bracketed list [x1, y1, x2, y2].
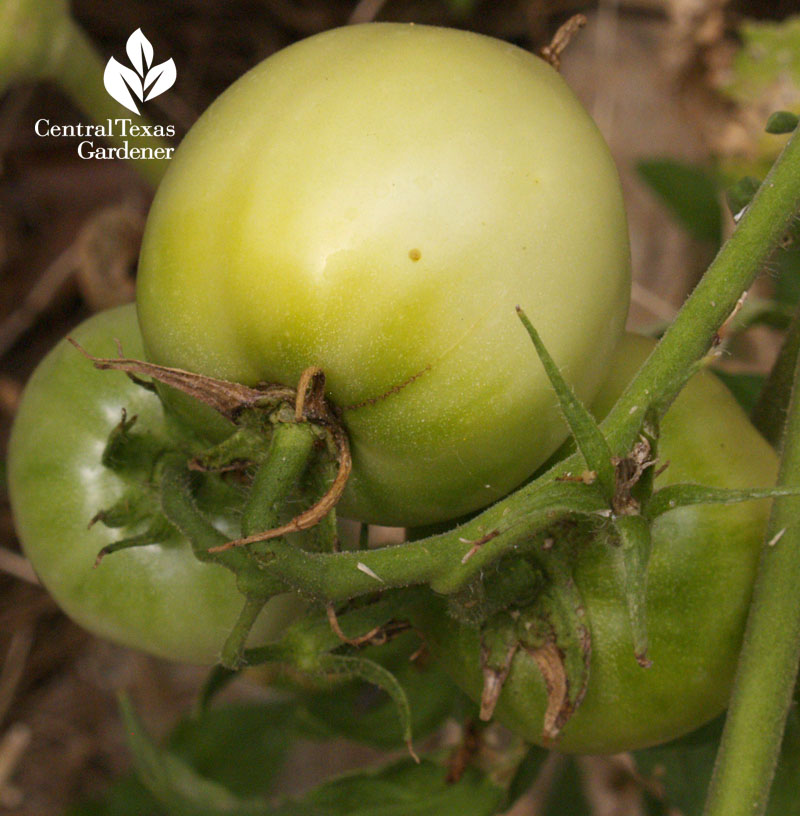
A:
[409, 248, 421, 261]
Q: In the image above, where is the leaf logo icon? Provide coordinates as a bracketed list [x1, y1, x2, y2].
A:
[104, 29, 176, 115]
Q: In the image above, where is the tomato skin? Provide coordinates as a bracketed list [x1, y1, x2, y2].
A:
[136, 22, 631, 527]
[421, 334, 777, 754]
[7, 305, 304, 664]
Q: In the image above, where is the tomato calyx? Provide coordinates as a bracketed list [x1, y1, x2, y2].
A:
[70, 338, 359, 668]
[433, 312, 800, 746]
[70, 338, 353, 553]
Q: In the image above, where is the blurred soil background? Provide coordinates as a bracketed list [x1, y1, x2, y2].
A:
[0, 0, 798, 813]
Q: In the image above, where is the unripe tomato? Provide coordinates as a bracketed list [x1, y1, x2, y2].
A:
[136, 23, 631, 527]
[421, 334, 777, 753]
[8, 306, 304, 664]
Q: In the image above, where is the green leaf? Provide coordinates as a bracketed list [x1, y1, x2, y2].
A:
[724, 18, 800, 103]
[516, 307, 615, 500]
[766, 111, 799, 134]
[120, 693, 273, 816]
[168, 702, 295, 797]
[279, 758, 505, 816]
[637, 159, 722, 245]
[647, 483, 798, 520]
[91, 699, 504, 816]
[712, 370, 766, 414]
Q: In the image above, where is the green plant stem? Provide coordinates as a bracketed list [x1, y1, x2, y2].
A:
[260, 481, 606, 601]
[604, 125, 800, 452]
[751, 303, 800, 447]
[220, 421, 316, 667]
[703, 342, 800, 816]
[241, 422, 315, 537]
[219, 593, 270, 669]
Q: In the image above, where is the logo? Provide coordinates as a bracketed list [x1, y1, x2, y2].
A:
[104, 29, 176, 116]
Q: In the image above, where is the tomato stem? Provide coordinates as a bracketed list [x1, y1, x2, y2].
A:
[240, 422, 316, 538]
[220, 594, 270, 670]
[603, 124, 800, 453]
[703, 321, 800, 815]
[218, 421, 317, 668]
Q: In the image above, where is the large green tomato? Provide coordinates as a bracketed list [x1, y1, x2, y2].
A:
[136, 23, 631, 527]
[421, 334, 777, 753]
[8, 306, 303, 664]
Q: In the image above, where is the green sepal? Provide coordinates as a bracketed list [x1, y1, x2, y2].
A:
[296, 451, 339, 553]
[609, 514, 653, 667]
[157, 453, 285, 602]
[450, 555, 544, 629]
[90, 487, 159, 530]
[766, 111, 799, 134]
[646, 483, 800, 521]
[188, 425, 269, 472]
[241, 422, 316, 538]
[94, 515, 177, 566]
[516, 307, 615, 500]
[101, 409, 171, 477]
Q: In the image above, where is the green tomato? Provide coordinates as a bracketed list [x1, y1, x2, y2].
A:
[420, 333, 777, 753]
[8, 305, 304, 664]
[136, 22, 631, 527]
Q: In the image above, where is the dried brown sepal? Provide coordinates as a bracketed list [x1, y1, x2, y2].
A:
[526, 641, 570, 743]
[294, 366, 326, 422]
[68, 338, 295, 421]
[479, 641, 519, 721]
